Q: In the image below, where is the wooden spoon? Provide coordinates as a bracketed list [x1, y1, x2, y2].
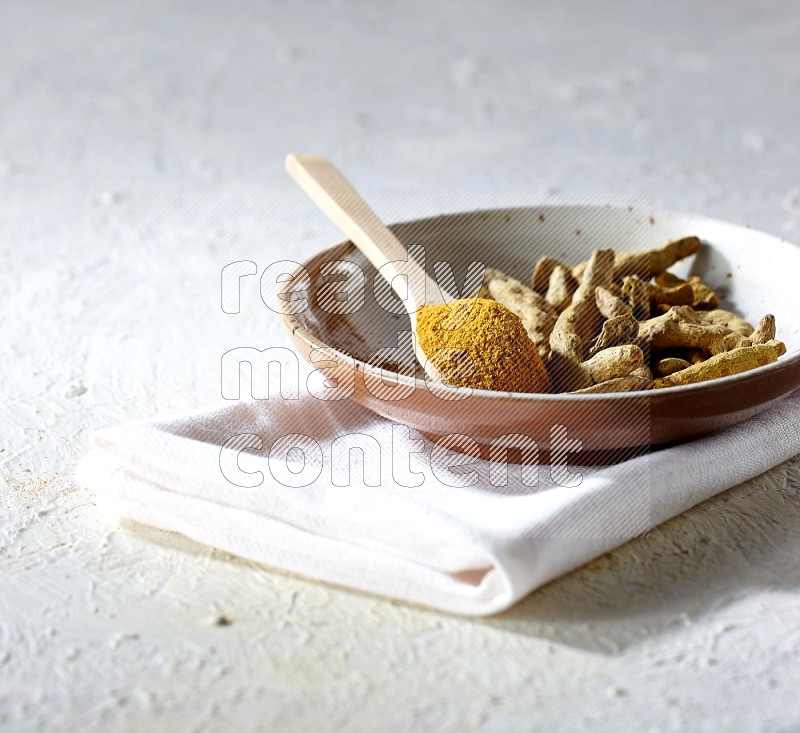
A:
[285, 153, 451, 380]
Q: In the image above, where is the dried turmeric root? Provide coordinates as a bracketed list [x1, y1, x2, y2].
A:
[751, 314, 776, 345]
[694, 309, 754, 337]
[573, 236, 701, 281]
[531, 255, 571, 294]
[568, 373, 651, 394]
[589, 313, 639, 356]
[652, 356, 692, 378]
[517, 235, 787, 395]
[545, 265, 578, 313]
[477, 268, 558, 358]
[649, 341, 786, 389]
[655, 272, 719, 310]
[549, 249, 615, 391]
[637, 306, 750, 355]
[583, 344, 644, 383]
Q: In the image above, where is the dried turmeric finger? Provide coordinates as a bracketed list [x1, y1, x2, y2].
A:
[474, 266, 511, 298]
[695, 309, 754, 337]
[531, 256, 570, 294]
[653, 271, 685, 289]
[595, 286, 631, 319]
[567, 373, 651, 394]
[549, 249, 615, 391]
[574, 249, 616, 300]
[649, 341, 786, 388]
[648, 279, 695, 307]
[545, 265, 578, 313]
[573, 236, 702, 281]
[616, 236, 702, 279]
[652, 356, 692, 378]
[638, 306, 750, 355]
[480, 268, 558, 357]
[583, 344, 644, 383]
[550, 250, 615, 353]
[679, 348, 709, 365]
[547, 307, 594, 392]
[687, 276, 720, 310]
[750, 314, 776, 345]
[589, 313, 639, 356]
[621, 275, 651, 320]
[656, 272, 719, 310]
[630, 365, 653, 384]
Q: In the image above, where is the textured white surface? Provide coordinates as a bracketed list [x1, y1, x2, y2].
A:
[2, 1, 800, 730]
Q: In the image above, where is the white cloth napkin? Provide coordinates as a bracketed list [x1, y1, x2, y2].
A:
[76, 390, 800, 616]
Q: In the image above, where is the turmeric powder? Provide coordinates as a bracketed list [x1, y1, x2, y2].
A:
[416, 298, 552, 393]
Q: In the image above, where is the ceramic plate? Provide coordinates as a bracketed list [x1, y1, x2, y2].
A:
[282, 205, 800, 458]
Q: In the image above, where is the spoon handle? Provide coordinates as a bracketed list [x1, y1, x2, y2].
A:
[285, 154, 444, 310]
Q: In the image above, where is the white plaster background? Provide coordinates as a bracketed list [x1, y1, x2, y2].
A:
[2, 0, 800, 730]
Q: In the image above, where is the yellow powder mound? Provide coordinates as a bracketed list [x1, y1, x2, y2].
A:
[417, 298, 552, 393]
